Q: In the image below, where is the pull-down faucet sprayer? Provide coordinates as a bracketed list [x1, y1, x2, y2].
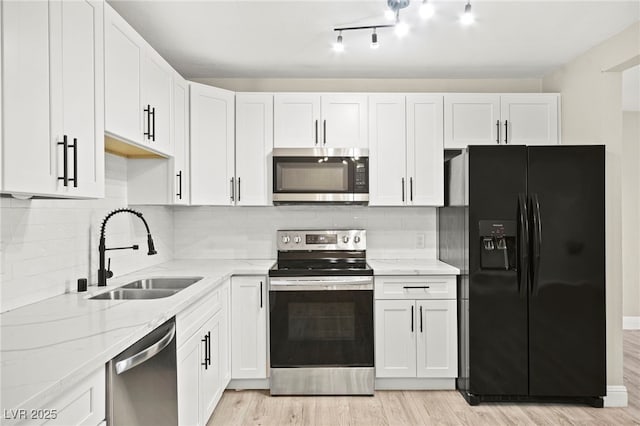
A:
[98, 208, 157, 286]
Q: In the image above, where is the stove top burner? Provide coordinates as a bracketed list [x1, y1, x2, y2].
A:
[268, 262, 374, 277]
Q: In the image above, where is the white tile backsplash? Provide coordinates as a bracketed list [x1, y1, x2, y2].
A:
[0, 154, 173, 313]
[173, 205, 437, 260]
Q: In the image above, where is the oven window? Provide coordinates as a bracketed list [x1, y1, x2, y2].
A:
[270, 290, 373, 367]
[275, 160, 349, 192]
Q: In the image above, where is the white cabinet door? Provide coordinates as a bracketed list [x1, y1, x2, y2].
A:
[444, 94, 501, 149]
[177, 331, 202, 426]
[500, 94, 559, 145]
[104, 4, 143, 144]
[321, 94, 368, 148]
[273, 94, 321, 148]
[2, 1, 55, 195]
[55, 0, 104, 198]
[201, 312, 221, 425]
[173, 74, 190, 204]
[416, 300, 458, 378]
[235, 94, 273, 206]
[368, 95, 407, 206]
[141, 49, 173, 154]
[406, 94, 443, 206]
[190, 83, 235, 205]
[231, 276, 267, 379]
[375, 300, 416, 378]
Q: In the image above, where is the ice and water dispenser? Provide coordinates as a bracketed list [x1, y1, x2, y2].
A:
[479, 220, 516, 270]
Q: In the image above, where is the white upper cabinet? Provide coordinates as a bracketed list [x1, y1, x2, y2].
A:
[190, 83, 235, 206]
[173, 74, 190, 205]
[105, 4, 173, 156]
[500, 94, 559, 145]
[321, 95, 368, 148]
[105, 4, 143, 145]
[369, 95, 407, 206]
[2, 0, 104, 198]
[369, 94, 444, 207]
[274, 94, 367, 148]
[406, 94, 444, 206]
[444, 94, 559, 148]
[444, 94, 501, 149]
[273, 94, 320, 148]
[235, 94, 273, 206]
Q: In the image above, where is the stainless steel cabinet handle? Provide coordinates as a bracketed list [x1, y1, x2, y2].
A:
[496, 120, 500, 144]
[401, 178, 405, 203]
[259, 281, 263, 308]
[176, 171, 182, 200]
[151, 106, 156, 142]
[230, 177, 235, 202]
[144, 105, 151, 140]
[403, 286, 430, 289]
[237, 177, 241, 202]
[115, 323, 176, 375]
[420, 305, 423, 333]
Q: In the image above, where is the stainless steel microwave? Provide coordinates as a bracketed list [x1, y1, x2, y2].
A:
[272, 148, 369, 204]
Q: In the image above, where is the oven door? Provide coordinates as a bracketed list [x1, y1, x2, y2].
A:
[269, 277, 374, 368]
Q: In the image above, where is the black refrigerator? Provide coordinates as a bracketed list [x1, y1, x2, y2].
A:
[439, 145, 606, 407]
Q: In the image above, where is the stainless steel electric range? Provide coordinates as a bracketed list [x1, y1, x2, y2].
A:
[268, 229, 374, 396]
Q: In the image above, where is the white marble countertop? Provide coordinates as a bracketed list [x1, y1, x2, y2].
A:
[1, 257, 458, 414]
[368, 259, 460, 275]
[0, 259, 274, 414]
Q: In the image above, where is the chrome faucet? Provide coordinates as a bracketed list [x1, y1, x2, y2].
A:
[98, 208, 157, 286]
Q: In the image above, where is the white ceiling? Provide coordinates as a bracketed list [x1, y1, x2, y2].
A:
[108, 0, 640, 79]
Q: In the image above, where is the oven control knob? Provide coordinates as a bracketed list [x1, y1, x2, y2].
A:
[281, 235, 290, 244]
[354, 235, 361, 244]
[342, 236, 350, 243]
[294, 235, 302, 244]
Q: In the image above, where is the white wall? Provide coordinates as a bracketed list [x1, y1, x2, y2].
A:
[0, 154, 173, 312]
[174, 206, 437, 260]
[622, 111, 640, 319]
[543, 21, 640, 388]
[192, 78, 542, 93]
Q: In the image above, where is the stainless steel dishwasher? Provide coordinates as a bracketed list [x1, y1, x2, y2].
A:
[107, 318, 177, 425]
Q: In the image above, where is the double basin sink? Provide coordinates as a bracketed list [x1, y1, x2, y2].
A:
[90, 277, 203, 300]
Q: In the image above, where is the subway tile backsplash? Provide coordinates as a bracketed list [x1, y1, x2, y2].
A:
[173, 205, 437, 260]
[0, 154, 173, 313]
[1, 154, 437, 312]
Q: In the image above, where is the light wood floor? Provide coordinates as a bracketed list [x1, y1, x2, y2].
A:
[209, 331, 640, 425]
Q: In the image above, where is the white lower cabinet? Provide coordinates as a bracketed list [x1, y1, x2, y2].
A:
[21, 367, 105, 426]
[231, 276, 268, 379]
[177, 281, 230, 426]
[375, 276, 457, 385]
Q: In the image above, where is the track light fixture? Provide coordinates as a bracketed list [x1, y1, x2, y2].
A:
[331, 0, 476, 52]
[461, 1, 475, 25]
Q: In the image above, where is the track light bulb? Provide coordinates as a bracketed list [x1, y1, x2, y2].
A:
[395, 21, 409, 38]
[333, 32, 344, 52]
[419, 0, 434, 20]
[461, 2, 474, 25]
[371, 30, 379, 49]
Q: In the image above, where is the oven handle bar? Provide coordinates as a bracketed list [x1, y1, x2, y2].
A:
[269, 277, 373, 291]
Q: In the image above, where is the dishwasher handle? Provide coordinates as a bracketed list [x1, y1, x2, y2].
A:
[115, 322, 176, 375]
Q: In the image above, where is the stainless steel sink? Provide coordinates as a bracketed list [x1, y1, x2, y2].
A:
[120, 277, 203, 290]
[90, 288, 180, 300]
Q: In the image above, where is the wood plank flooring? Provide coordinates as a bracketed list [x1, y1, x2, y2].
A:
[209, 331, 640, 425]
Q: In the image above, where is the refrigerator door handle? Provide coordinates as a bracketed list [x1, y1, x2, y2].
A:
[530, 193, 542, 295]
[517, 193, 529, 296]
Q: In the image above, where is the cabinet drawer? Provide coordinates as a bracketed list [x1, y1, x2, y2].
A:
[375, 276, 456, 300]
[177, 284, 223, 348]
[24, 367, 106, 426]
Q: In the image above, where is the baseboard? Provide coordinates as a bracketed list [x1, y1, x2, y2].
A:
[604, 385, 628, 407]
[623, 316, 640, 330]
[375, 378, 456, 390]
